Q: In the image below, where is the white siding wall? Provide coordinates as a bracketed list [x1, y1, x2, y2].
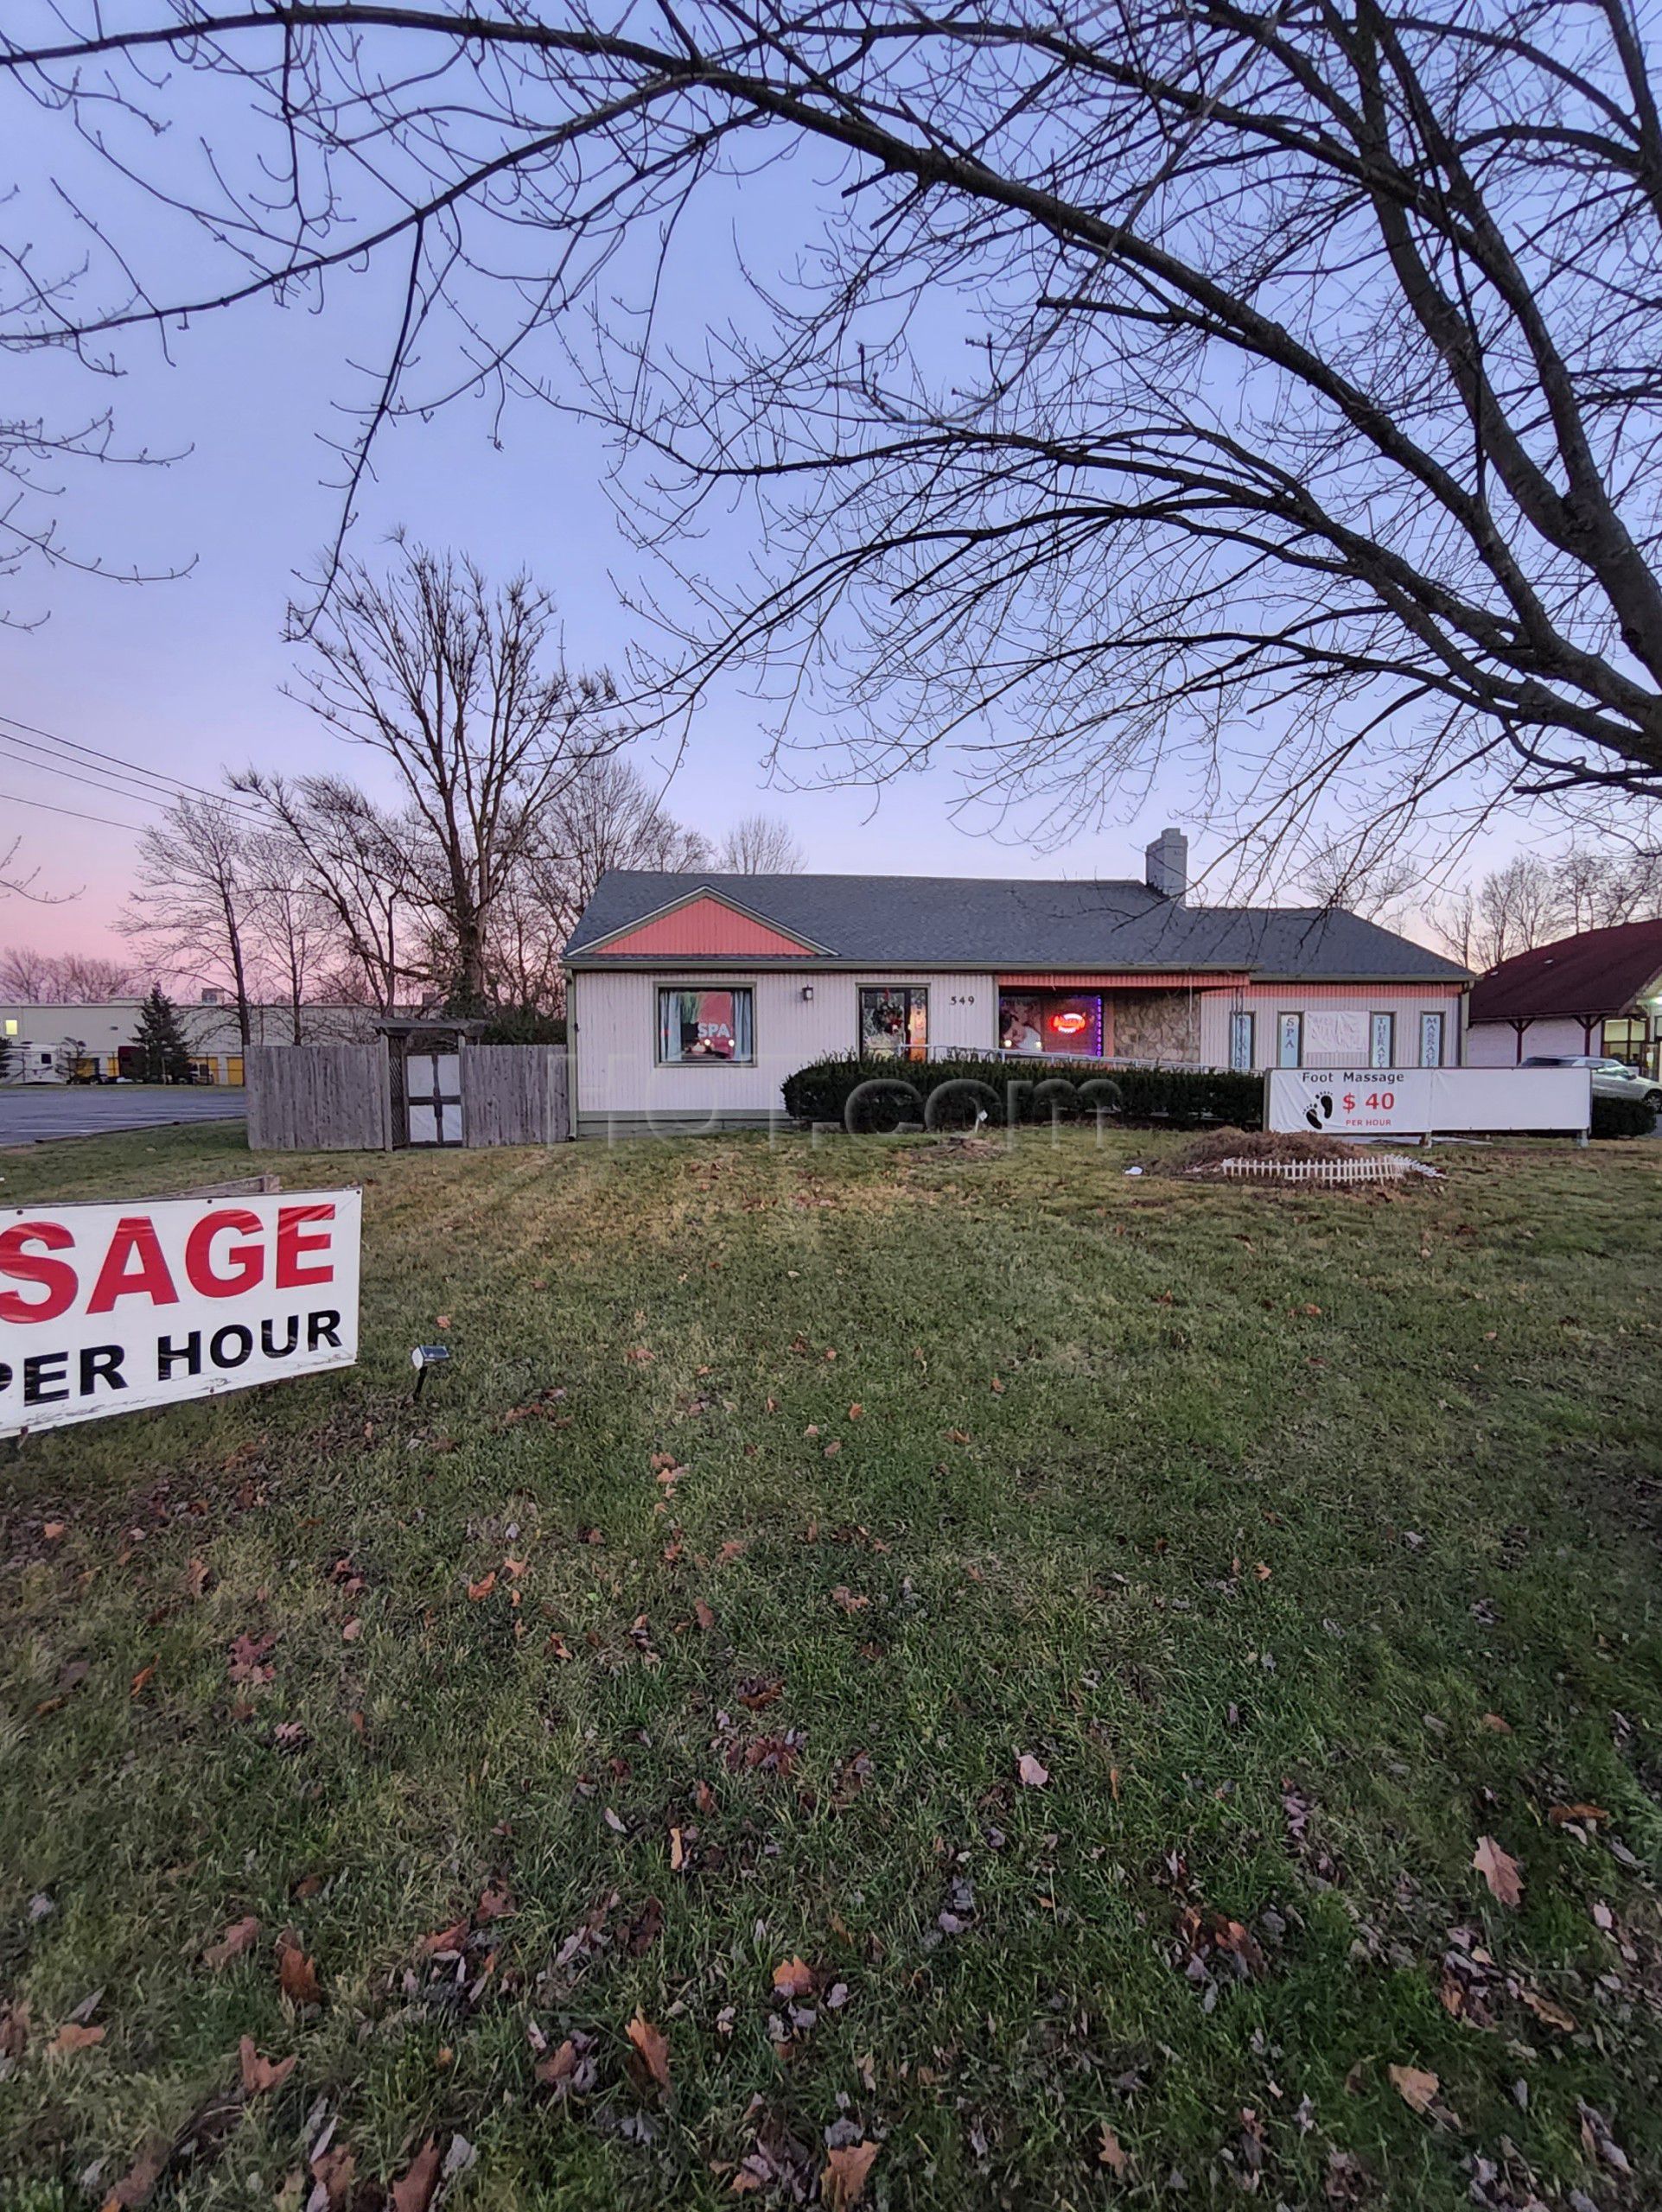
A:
[571, 969, 997, 1128]
[1464, 1015, 1590, 1066]
[1197, 982, 1468, 1069]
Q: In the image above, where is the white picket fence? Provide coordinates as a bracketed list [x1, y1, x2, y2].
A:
[1207, 1152, 1423, 1185]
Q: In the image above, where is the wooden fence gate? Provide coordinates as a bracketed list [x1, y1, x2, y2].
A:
[245, 1041, 568, 1151]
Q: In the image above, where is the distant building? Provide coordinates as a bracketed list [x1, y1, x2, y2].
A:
[1465, 918, 1662, 1076]
[0, 994, 383, 1085]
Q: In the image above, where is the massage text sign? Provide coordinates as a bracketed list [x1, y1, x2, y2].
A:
[1267, 1067, 1591, 1138]
[0, 1189, 360, 1437]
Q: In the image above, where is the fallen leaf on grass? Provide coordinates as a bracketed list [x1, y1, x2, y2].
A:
[624, 1345, 655, 1365]
[1480, 1713, 1512, 1733]
[1388, 2064, 1439, 2113]
[467, 1571, 497, 1601]
[737, 1676, 783, 1712]
[847, 1404, 863, 1421]
[823, 2140, 878, 2209]
[390, 2136, 443, 2212]
[130, 1662, 156, 1697]
[341, 1618, 362, 1643]
[227, 1632, 276, 1686]
[309, 2145, 356, 2211]
[436, 1314, 451, 1330]
[202, 1915, 259, 1970]
[1518, 1986, 1576, 2031]
[626, 2010, 671, 2091]
[184, 1557, 211, 1598]
[99, 2135, 171, 2211]
[1097, 2125, 1130, 2176]
[42, 1520, 66, 1541]
[1473, 1835, 1524, 1909]
[275, 1931, 321, 2005]
[48, 2022, 105, 2054]
[695, 1600, 716, 1632]
[1017, 1752, 1049, 1789]
[239, 2037, 296, 2095]
[771, 1956, 815, 1999]
[831, 1586, 869, 1614]
[1547, 1802, 1609, 1827]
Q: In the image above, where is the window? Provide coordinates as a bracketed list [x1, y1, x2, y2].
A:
[1602, 1017, 1646, 1067]
[3, 1018, 16, 1036]
[998, 990, 1103, 1058]
[1277, 1012, 1302, 1068]
[658, 986, 755, 1065]
[1228, 1009, 1255, 1073]
[1369, 1012, 1395, 1068]
[1418, 1011, 1445, 1067]
[860, 986, 927, 1058]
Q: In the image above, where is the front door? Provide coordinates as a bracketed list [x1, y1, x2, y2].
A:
[404, 1051, 464, 1146]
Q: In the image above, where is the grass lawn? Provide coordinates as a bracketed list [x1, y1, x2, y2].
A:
[3, 1122, 1660, 2212]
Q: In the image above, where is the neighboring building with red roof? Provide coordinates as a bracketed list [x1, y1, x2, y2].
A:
[1465, 917, 1662, 1074]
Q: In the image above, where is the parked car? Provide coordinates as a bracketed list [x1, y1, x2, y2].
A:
[1522, 1054, 1662, 1112]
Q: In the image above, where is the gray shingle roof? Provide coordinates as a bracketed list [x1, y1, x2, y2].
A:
[565, 871, 1468, 982]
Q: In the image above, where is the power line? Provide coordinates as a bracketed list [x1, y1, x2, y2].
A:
[0, 786, 147, 832]
[0, 734, 196, 819]
[0, 710, 268, 821]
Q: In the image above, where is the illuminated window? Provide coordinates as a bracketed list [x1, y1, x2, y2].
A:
[859, 986, 927, 1058]
[1602, 1017, 1646, 1067]
[998, 991, 1103, 1058]
[658, 987, 755, 1065]
[3, 1019, 16, 1036]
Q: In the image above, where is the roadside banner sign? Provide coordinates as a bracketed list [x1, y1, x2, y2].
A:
[0, 1188, 360, 1438]
[1266, 1067, 1591, 1140]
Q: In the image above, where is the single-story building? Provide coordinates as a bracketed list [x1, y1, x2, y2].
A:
[1465, 916, 1662, 1074]
[564, 833, 1470, 1136]
[0, 995, 381, 1086]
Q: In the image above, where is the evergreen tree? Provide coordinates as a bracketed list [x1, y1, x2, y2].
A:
[0, 1028, 12, 1084]
[132, 986, 190, 1084]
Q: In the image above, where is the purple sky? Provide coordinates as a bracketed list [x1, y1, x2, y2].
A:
[1, 35, 1533, 963]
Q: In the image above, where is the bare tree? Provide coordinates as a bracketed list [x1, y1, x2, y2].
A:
[246, 830, 329, 1042]
[0, 946, 142, 1001]
[10, 6, 1662, 860]
[718, 815, 805, 874]
[543, 755, 711, 924]
[121, 798, 262, 1048]
[283, 540, 621, 1008]
[233, 772, 420, 1016]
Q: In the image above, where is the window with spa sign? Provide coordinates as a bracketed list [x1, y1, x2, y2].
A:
[658, 987, 754, 1065]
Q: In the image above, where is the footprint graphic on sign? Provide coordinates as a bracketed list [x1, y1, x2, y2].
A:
[1304, 1092, 1334, 1131]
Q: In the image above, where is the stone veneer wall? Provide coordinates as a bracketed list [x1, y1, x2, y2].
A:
[1111, 989, 1201, 1064]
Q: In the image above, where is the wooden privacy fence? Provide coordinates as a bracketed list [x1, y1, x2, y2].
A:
[245, 1043, 392, 1152]
[460, 1046, 569, 1146]
[245, 1040, 568, 1151]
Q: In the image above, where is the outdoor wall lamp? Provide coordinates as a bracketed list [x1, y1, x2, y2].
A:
[800, 985, 815, 1001]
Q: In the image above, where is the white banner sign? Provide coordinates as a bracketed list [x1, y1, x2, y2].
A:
[1267, 1067, 1590, 1139]
[0, 1188, 360, 1437]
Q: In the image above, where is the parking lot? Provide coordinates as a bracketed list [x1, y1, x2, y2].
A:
[0, 1086, 246, 1146]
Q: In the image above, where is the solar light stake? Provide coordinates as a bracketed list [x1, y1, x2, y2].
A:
[411, 1344, 452, 1402]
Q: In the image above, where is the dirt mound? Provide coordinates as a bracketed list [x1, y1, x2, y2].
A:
[1164, 1128, 1357, 1176]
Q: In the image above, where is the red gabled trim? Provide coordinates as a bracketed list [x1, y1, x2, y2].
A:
[587, 888, 828, 959]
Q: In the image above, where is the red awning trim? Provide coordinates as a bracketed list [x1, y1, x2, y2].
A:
[996, 972, 1251, 990]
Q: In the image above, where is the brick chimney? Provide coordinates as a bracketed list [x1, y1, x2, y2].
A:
[1144, 827, 1188, 902]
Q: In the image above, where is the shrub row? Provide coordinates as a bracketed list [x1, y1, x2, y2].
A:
[1592, 1092, 1658, 1139]
[779, 1054, 1264, 1133]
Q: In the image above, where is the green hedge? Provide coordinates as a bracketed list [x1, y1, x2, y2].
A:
[780, 1054, 1264, 1132]
[1592, 1092, 1658, 1139]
